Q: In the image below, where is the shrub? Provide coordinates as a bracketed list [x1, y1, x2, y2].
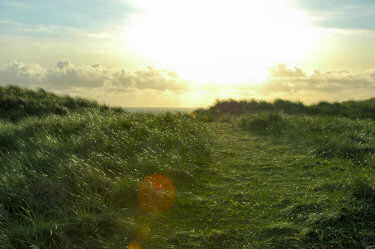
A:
[239, 112, 287, 135]
[196, 97, 375, 121]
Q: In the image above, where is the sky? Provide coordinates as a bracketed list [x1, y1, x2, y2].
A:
[1, 0, 375, 107]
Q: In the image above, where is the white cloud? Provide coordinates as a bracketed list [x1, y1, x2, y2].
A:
[261, 64, 375, 94]
[45, 61, 110, 88]
[1, 61, 375, 106]
[268, 64, 306, 78]
[130, 67, 188, 92]
[0, 61, 190, 92]
[0, 61, 45, 86]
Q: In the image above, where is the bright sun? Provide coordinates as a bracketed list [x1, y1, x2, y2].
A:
[126, 0, 319, 85]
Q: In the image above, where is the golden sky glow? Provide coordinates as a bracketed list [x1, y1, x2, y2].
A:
[1, 0, 375, 107]
[126, 0, 320, 84]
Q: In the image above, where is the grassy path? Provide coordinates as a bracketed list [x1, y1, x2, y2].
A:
[147, 122, 333, 248]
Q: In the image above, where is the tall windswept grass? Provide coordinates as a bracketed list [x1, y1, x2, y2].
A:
[0, 86, 212, 248]
[0, 85, 122, 122]
[239, 112, 375, 164]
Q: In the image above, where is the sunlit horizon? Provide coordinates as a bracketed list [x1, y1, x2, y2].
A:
[1, 0, 375, 107]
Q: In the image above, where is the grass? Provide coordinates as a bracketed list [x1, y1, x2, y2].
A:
[196, 98, 375, 120]
[0, 85, 122, 122]
[235, 112, 375, 248]
[1, 86, 375, 248]
[0, 86, 212, 248]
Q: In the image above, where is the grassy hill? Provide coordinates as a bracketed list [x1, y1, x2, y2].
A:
[0, 85, 124, 122]
[0, 86, 212, 248]
[194, 98, 375, 121]
[1, 86, 375, 248]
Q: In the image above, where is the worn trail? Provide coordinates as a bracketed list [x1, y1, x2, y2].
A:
[151, 123, 316, 248]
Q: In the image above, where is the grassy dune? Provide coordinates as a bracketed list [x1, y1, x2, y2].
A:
[1, 86, 375, 248]
[0, 86, 212, 248]
[194, 98, 375, 121]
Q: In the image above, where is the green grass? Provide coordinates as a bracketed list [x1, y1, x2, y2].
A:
[1, 86, 375, 248]
[0, 112, 213, 248]
[236, 112, 375, 248]
[0, 86, 212, 248]
[195, 98, 375, 121]
[0, 85, 122, 122]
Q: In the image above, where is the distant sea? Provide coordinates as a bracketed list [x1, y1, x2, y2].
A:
[123, 107, 197, 113]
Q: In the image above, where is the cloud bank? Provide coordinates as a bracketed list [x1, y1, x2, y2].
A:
[263, 64, 375, 93]
[0, 61, 190, 92]
[1, 61, 375, 107]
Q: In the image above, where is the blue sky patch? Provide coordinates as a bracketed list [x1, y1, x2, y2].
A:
[291, 0, 375, 30]
[0, 0, 140, 36]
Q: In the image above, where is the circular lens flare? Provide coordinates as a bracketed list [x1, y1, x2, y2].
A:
[138, 174, 176, 212]
[128, 242, 142, 249]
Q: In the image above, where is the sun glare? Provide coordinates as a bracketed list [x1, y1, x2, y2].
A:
[127, 0, 319, 85]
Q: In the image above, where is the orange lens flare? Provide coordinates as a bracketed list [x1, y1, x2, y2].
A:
[127, 242, 142, 249]
[138, 174, 176, 212]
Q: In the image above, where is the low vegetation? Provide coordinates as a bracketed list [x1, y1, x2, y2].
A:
[0, 86, 212, 248]
[1, 86, 375, 248]
[238, 112, 375, 248]
[195, 98, 375, 120]
[0, 85, 121, 122]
